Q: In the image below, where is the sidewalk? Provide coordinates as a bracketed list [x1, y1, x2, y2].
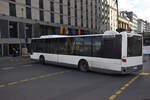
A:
[0, 56, 32, 67]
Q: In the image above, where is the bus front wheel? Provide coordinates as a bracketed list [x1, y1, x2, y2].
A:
[39, 56, 45, 65]
[78, 60, 89, 72]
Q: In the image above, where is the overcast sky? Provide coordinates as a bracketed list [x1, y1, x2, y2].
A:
[118, 0, 150, 22]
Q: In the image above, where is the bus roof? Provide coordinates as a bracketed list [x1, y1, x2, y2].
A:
[32, 31, 142, 39]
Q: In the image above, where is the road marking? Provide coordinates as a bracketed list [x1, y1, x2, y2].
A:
[22, 65, 32, 67]
[140, 72, 150, 76]
[115, 90, 122, 95]
[30, 77, 38, 81]
[0, 70, 72, 88]
[1, 64, 33, 71]
[39, 75, 46, 78]
[120, 86, 126, 90]
[108, 72, 150, 100]
[0, 85, 5, 88]
[8, 82, 18, 86]
[20, 79, 29, 83]
[109, 95, 116, 100]
[0, 60, 33, 68]
[1, 67, 15, 70]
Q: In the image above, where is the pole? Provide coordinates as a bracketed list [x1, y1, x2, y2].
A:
[116, 0, 119, 29]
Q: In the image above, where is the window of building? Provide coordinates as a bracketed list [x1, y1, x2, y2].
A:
[9, 21, 18, 38]
[60, 15, 63, 24]
[68, 17, 71, 25]
[86, 0, 88, 28]
[75, 18, 77, 26]
[68, 0, 70, 7]
[91, 2, 93, 29]
[9, 3, 16, 17]
[10, 0, 15, 2]
[51, 13, 54, 23]
[40, 10, 44, 21]
[26, 0, 31, 6]
[26, 24, 32, 38]
[60, 0, 63, 3]
[60, 5, 63, 14]
[81, 0, 83, 27]
[50, 1, 54, 12]
[68, 4, 71, 16]
[75, 0, 77, 26]
[26, 7, 31, 19]
[39, 0, 43, 9]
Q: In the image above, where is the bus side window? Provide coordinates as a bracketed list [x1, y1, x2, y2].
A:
[75, 37, 84, 56]
[84, 37, 92, 56]
[75, 37, 92, 56]
[101, 38, 114, 58]
[92, 36, 102, 57]
[58, 38, 69, 55]
[68, 38, 76, 55]
[101, 35, 121, 59]
[50, 39, 57, 54]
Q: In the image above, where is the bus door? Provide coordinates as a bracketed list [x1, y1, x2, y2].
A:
[45, 39, 58, 63]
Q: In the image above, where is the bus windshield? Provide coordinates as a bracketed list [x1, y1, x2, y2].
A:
[127, 36, 142, 57]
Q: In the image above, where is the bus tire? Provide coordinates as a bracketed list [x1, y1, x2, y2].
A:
[78, 60, 89, 72]
[39, 56, 45, 65]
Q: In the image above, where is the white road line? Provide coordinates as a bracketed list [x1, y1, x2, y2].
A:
[21, 65, 32, 67]
[1, 67, 15, 70]
[1, 65, 32, 71]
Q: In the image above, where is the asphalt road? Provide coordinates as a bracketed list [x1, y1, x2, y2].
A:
[0, 56, 150, 100]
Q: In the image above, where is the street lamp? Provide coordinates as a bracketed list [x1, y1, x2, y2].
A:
[21, 8, 28, 55]
[116, 0, 119, 29]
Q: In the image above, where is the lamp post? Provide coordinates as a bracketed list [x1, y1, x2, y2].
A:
[116, 0, 119, 29]
[21, 8, 28, 55]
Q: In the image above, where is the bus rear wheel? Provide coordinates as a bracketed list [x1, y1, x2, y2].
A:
[78, 60, 89, 72]
[39, 56, 45, 65]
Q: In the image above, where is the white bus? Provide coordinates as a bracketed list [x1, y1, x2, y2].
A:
[31, 31, 143, 74]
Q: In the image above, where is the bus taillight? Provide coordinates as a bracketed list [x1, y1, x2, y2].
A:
[122, 59, 126, 62]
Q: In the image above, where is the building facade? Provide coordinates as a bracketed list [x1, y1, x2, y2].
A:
[121, 11, 138, 32]
[145, 21, 150, 32]
[118, 12, 130, 31]
[0, 0, 109, 56]
[107, 0, 117, 31]
[137, 19, 146, 33]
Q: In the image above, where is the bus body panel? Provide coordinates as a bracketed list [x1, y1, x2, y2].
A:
[126, 56, 143, 67]
[44, 54, 58, 63]
[58, 55, 122, 71]
[121, 33, 127, 68]
[31, 53, 41, 60]
[91, 58, 122, 71]
[31, 53, 122, 72]
[31, 53, 58, 63]
[121, 33, 127, 59]
[58, 55, 92, 67]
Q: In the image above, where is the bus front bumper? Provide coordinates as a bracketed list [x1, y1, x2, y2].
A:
[121, 65, 143, 74]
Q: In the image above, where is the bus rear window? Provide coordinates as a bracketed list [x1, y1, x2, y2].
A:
[127, 36, 142, 57]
